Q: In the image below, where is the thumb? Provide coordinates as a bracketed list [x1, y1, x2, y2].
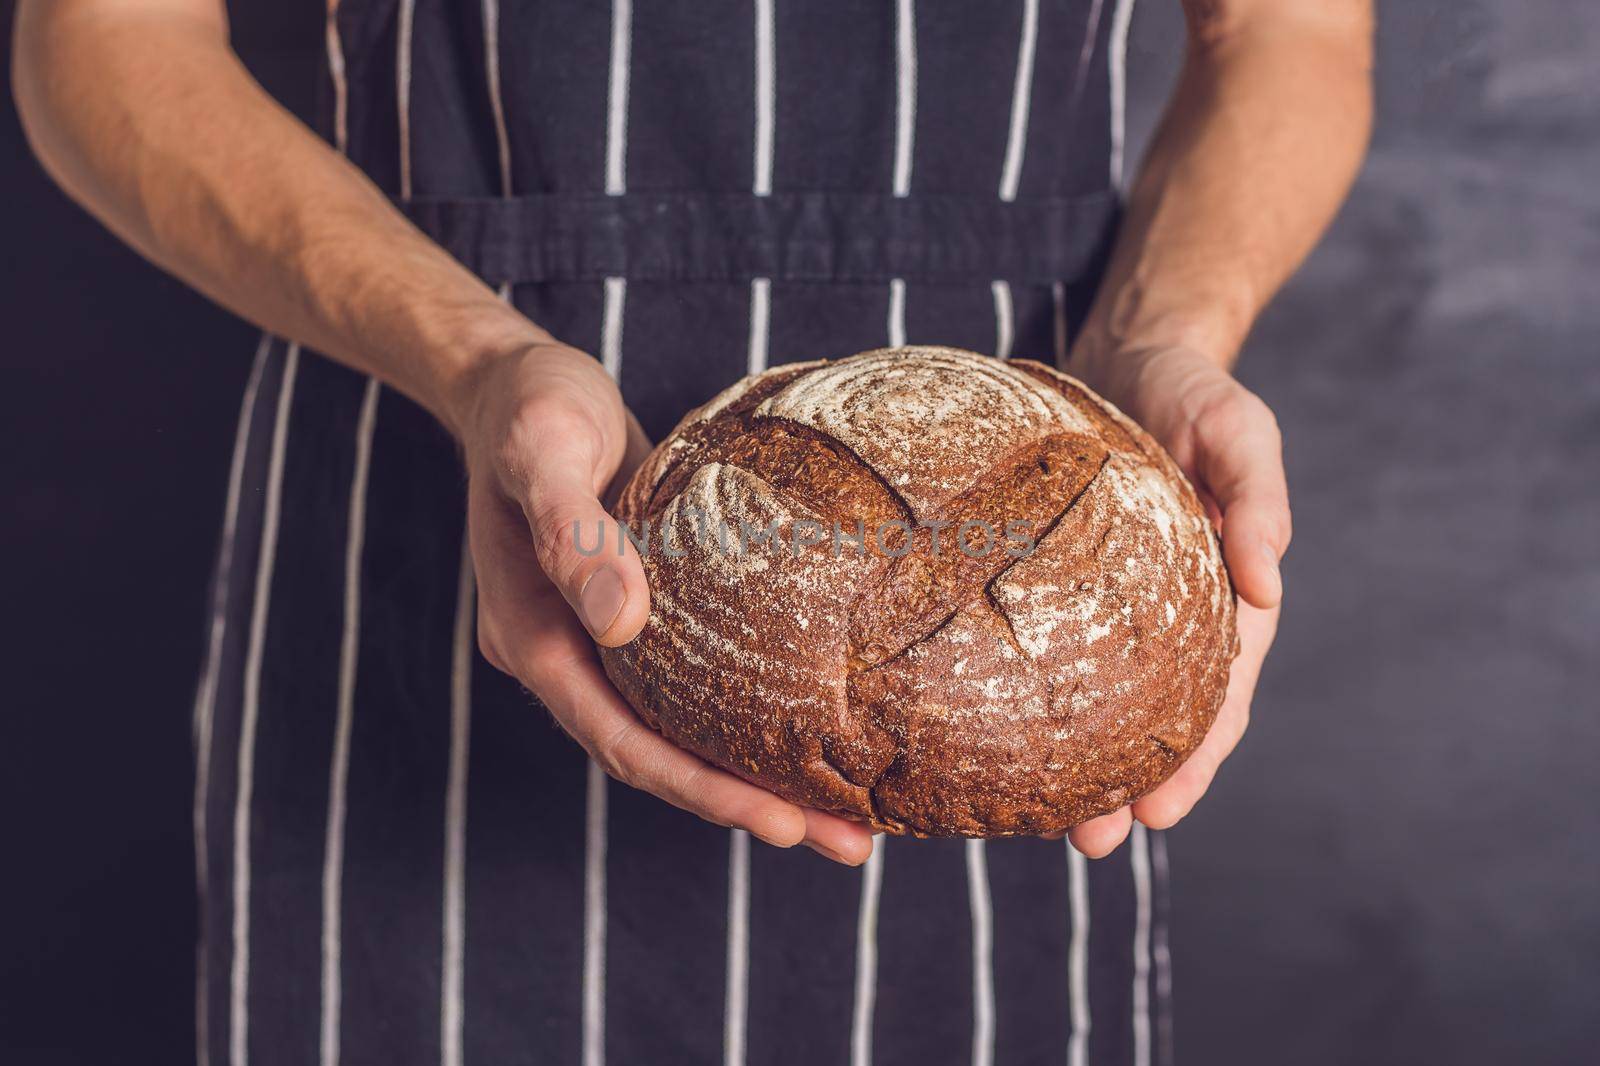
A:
[1196, 398, 1292, 611]
[1220, 492, 1291, 610]
[523, 445, 652, 646]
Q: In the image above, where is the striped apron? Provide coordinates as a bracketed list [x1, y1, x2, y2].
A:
[193, 2, 1173, 1064]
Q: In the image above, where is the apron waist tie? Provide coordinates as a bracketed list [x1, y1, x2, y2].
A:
[398, 190, 1120, 285]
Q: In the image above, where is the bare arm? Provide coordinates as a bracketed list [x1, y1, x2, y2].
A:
[13, 0, 528, 430]
[1076, 0, 1374, 388]
[14, 0, 874, 863]
[1065, 0, 1373, 857]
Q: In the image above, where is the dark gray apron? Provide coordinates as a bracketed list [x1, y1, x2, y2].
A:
[194, 2, 1172, 1064]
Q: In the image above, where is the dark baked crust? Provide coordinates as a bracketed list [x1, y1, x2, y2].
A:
[600, 347, 1237, 837]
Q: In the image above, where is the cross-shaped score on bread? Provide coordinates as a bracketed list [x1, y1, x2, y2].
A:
[644, 375, 1111, 669]
[846, 433, 1108, 671]
[601, 347, 1237, 838]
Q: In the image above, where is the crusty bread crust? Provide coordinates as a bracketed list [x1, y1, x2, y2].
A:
[600, 347, 1237, 837]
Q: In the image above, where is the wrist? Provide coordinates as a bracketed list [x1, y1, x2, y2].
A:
[418, 308, 559, 441]
[450, 338, 626, 492]
[1067, 267, 1256, 396]
[1068, 307, 1249, 410]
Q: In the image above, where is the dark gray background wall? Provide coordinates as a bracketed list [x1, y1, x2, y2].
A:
[2, 2, 1595, 1063]
[1123, 3, 1600, 1063]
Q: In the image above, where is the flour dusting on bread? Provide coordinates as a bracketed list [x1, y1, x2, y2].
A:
[600, 346, 1237, 837]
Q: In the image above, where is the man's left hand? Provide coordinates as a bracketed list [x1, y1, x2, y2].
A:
[1065, 345, 1291, 858]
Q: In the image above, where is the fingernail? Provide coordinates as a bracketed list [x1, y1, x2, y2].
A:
[579, 566, 626, 638]
[804, 840, 858, 866]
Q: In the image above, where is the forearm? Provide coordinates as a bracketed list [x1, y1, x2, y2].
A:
[1072, 0, 1373, 394]
[13, 0, 543, 433]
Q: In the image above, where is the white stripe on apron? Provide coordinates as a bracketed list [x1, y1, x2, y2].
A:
[586, 276, 626, 1066]
[194, 335, 271, 1066]
[966, 839, 996, 1066]
[319, 377, 379, 1066]
[887, 279, 908, 349]
[1107, 7, 1162, 1060]
[850, 837, 886, 1066]
[752, 0, 776, 199]
[723, 828, 752, 1066]
[991, 281, 1016, 360]
[586, 9, 633, 1053]
[605, 0, 633, 197]
[441, 543, 476, 1066]
[891, 0, 917, 199]
[482, 0, 514, 199]
[967, 11, 1044, 1053]
[230, 342, 302, 1066]
[1067, 841, 1092, 1066]
[317, 11, 381, 1061]
[998, 0, 1039, 204]
[886, 0, 916, 353]
[990, 0, 1039, 364]
[325, 2, 350, 159]
[1071, 0, 1108, 120]
[1109, 0, 1138, 189]
[746, 278, 771, 378]
[856, 10, 919, 1060]
[582, 759, 609, 1066]
[1131, 823, 1154, 1066]
[397, 0, 417, 201]
[726, 5, 778, 1055]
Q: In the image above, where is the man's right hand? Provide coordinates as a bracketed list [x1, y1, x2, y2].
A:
[13, 0, 860, 865]
[456, 343, 876, 866]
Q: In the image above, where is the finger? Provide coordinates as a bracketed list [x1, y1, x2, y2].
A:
[799, 809, 875, 866]
[1068, 806, 1133, 858]
[531, 650, 809, 847]
[474, 477, 818, 850]
[1130, 735, 1224, 831]
[1195, 396, 1292, 611]
[1222, 495, 1290, 611]
[520, 435, 652, 646]
[469, 475, 585, 664]
[1132, 602, 1279, 829]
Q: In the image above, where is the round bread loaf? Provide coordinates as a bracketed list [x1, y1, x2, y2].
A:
[600, 346, 1237, 837]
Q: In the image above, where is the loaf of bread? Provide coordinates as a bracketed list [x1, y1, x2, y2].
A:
[600, 346, 1237, 837]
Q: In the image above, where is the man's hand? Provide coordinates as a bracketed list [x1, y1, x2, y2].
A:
[1064, 346, 1290, 858]
[1044, 0, 1369, 857]
[457, 343, 875, 866]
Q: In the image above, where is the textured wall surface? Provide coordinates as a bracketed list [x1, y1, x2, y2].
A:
[1, 2, 1595, 1063]
[1123, 3, 1600, 1063]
